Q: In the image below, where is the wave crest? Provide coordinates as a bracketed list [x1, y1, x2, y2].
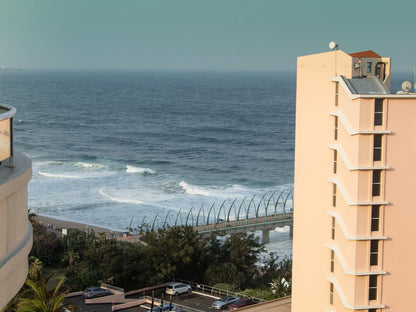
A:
[75, 162, 105, 169]
[38, 171, 80, 179]
[99, 189, 145, 205]
[179, 181, 211, 196]
[126, 165, 156, 175]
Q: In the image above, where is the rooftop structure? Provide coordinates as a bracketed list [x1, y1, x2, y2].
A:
[292, 48, 416, 311]
[0, 104, 32, 309]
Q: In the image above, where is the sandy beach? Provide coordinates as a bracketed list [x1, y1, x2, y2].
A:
[35, 215, 119, 236]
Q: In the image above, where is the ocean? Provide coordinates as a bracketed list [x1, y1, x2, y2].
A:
[0, 69, 408, 259]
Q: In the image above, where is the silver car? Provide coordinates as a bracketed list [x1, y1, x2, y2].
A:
[212, 296, 239, 310]
[147, 303, 175, 312]
[165, 282, 192, 296]
[83, 286, 112, 299]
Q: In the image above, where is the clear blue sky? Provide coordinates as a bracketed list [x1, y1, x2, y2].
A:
[0, 0, 414, 71]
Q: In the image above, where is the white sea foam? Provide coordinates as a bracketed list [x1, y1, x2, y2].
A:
[229, 184, 249, 192]
[126, 165, 156, 174]
[99, 189, 145, 205]
[274, 225, 290, 233]
[75, 162, 105, 169]
[179, 181, 211, 196]
[38, 171, 81, 179]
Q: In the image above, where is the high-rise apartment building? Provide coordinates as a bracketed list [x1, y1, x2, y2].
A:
[292, 48, 416, 311]
[0, 105, 32, 309]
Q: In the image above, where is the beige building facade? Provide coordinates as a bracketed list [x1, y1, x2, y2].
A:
[292, 49, 416, 311]
[0, 105, 32, 309]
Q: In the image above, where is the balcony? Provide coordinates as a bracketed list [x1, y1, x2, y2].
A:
[0, 104, 32, 309]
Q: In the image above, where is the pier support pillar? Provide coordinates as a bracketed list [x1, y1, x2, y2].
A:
[290, 224, 293, 237]
[262, 229, 270, 244]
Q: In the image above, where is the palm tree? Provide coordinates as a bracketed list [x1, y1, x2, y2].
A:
[61, 250, 79, 270]
[17, 262, 72, 312]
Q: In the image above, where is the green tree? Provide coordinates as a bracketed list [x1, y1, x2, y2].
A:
[61, 250, 80, 270]
[17, 262, 72, 312]
[142, 226, 208, 284]
[30, 222, 63, 266]
[61, 229, 88, 256]
[205, 232, 264, 289]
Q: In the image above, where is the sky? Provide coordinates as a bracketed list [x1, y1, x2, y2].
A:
[0, 0, 415, 71]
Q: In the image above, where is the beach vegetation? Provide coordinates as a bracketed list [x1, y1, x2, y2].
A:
[6, 220, 291, 310]
[141, 226, 207, 284]
[30, 222, 63, 267]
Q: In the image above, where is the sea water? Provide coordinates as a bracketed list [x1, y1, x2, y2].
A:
[0, 70, 410, 259]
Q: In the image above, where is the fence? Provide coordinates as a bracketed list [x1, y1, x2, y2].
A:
[174, 279, 265, 303]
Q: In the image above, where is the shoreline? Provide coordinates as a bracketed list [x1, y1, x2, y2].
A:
[35, 215, 120, 235]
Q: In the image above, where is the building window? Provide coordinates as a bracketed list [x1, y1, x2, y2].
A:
[374, 99, 383, 126]
[332, 184, 336, 207]
[331, 217, 335, 240]
[330, 250, 335, 272]
[369, 275, 378, 300]
[373, 134, 382, 161]
[369, 309, 378, 312]
[330, 282, 334, 305]
[334, 116, 338, 140]
[372, 170, 381, 197]
[370, 240, 379, 266]
[371, 205, 380, 232]
[367, 62, 372, 74]
[333, 150, 337, 174]
[335, 82, 339, 107]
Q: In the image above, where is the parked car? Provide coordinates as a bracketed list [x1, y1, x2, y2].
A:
[83, 286, 112, 299]
[165, 282, 192, 296]
[147, 303, 176, 312]
[212, 296, 239, 310]
[228, 298, 254, 310]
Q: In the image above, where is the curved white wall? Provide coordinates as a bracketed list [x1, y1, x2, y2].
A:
[0, 152, 32, 309]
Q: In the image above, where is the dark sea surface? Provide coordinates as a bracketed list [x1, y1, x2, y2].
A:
[0, 70, 408, 258]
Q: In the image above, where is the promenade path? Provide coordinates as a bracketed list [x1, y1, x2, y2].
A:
[37, 210, 294, 244]
[194, 212, 293, 243]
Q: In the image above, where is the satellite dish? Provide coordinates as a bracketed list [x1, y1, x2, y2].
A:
[401, 81, 412, 92]
[329, 42, 338, 50]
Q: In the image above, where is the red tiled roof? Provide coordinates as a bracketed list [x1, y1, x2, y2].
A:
[349, 50, 382, 58]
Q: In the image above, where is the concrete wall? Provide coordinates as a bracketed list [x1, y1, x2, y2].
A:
[293, 50, 354, 312]
[292, 49, 396, 311]
[382, 97, 416, 311]
[0, 152, 32, 310]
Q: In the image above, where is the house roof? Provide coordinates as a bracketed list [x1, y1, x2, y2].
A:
[349, 50, 382, 58]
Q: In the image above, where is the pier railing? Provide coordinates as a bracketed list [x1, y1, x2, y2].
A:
[134, 189, 293, 234]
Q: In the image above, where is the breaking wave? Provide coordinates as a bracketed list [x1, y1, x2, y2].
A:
[126, 165, 156, 175]
[38, 171, 81, 179]
[75, 162, 105, 169]
[99, 189, 145, 205]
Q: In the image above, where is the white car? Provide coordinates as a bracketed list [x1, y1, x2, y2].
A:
[165, 283, 192, 296]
